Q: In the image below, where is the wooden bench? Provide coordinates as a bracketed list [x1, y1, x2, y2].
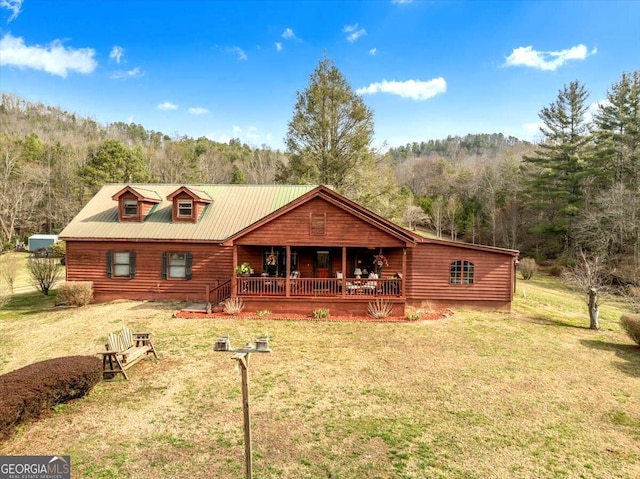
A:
[99, 327, 158, 380]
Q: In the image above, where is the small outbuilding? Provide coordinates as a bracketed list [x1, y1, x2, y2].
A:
[28, 234, 59, 252]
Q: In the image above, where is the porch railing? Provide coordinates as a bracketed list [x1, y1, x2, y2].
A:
[209, 279, 232, 304]
[236, 276, 402, 298]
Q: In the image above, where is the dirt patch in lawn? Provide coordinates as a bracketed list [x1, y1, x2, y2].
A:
[173, 309, 454, 322]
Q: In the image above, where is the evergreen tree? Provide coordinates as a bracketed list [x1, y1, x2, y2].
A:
[524, 81, 591, 257]
[79, 139, 151, 193]
[280, 56, 375, 193]
[592, 71, 640, 190]
[585, 71, 640, 280]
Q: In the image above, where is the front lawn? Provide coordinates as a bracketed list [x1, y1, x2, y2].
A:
[0, 274, 638, 478]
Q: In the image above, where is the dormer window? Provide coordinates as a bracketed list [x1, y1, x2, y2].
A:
[123, 199, 138, 217]
[177, 200, 193, 218]
[112, 186, 161, 222]
[167, 186, 212, 223]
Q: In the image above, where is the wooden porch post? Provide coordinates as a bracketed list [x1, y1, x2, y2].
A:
[402, 247, 407, 297]
[285, 246, 291, 297]
[341, 246, 347, 296]
[232, 245, 238, 296]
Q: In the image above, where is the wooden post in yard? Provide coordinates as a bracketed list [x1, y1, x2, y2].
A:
[233, 352, 253, 479]
[217, 338, 270, 479]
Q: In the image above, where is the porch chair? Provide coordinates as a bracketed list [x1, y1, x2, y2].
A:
[290, 270, 300, 293]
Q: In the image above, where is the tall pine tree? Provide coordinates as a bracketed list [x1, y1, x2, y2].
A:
[524, 81, 591, 258]
[279, 56, 375, 194]
[586, 71, 640, 281]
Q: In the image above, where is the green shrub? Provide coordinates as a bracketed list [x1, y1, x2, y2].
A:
[0, 356, 102, 440]
[620, 314, 640, 346]
[519, 257, 538, 280]
[312, 308, 329, 319]
[50, 241, 66, 264]
[405, 308, 422, 321]
[56, 281, 93, 306]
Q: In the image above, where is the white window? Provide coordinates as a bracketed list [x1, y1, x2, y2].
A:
[177, 200, 193, 218]
[169, 253, 187, 278]
[123, 199, 138, 217]
[113, 252, 131, 277]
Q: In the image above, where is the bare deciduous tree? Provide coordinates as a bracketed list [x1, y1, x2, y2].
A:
[0, 252, 18, 293]
[562, 250, 607, 329]
[27, 256, 62, 296]
[403, 205, 429, 231]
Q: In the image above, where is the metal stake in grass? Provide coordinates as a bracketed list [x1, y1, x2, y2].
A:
[214, 335, 271, 479]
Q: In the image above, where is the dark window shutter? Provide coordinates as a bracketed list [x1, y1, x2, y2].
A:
[129, 251, 136, 279]
[162, 251, 167, 279]
[185, 252, 193, 280]
[106, 250, 112, 278]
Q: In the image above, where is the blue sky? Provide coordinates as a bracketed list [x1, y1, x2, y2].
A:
[1, 0, 638, 150]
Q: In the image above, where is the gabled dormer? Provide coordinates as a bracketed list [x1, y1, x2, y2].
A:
[166, 186, 212, 223]
[111, 186, 161, 222]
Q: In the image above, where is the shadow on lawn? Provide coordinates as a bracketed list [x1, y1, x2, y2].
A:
[2, 291, 57, 316]
[580, 339, 640, 378]
[527, 315, 586, 329]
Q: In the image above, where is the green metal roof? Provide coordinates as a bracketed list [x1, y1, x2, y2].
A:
[59, 184, 317, 241]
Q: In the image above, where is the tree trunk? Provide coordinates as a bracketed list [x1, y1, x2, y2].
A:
[588, 288, 599, 330]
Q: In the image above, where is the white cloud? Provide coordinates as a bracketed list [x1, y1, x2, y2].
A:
[356, 77, 447, 101]
[0, 0, 23, 22]
[275, 42, 282, 52]
[0, 33, 97, 78]
[188, 107, 209, 115]
[369, 48, 377, 56]
[157, 101, 178, 111]
[246, 126, 259, 140]
[127, 116, 135, 123]
[206, 133, 232, 144]
[233, 125, 242, 133]
[504, 44, 595, 71]
[523, 122, 544, 134]
[585, 99, 610, 122]
[110, 67, 143, 79]
[343, 24, 366, 43]
[392, 0, 414, 3]
[109, 45, 124, 63]
[228, 46, 247, 61]
[282, 28, 296, 40]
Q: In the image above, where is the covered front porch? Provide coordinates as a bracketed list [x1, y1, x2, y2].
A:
[225, 244, 407, 314]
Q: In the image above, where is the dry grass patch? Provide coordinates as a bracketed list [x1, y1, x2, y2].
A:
[1, 275, 639, 478]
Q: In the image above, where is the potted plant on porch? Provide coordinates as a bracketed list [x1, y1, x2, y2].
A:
[235, 262, 253, 276]
[373, 251, 389, 276]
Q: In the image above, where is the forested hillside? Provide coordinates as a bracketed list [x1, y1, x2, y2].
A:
[0, 92, 285, 244]
[1, 69, 638, 287]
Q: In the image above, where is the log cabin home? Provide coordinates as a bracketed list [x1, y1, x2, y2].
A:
[59, 184, 519, 315]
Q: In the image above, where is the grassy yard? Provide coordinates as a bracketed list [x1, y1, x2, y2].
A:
[0, 274, 638, 478]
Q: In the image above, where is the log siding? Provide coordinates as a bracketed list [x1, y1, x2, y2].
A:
[65, 240, 233, 302]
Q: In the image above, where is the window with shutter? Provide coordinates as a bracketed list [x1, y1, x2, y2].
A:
[113, 252, 131, 277]
[165, 252, 192, 279]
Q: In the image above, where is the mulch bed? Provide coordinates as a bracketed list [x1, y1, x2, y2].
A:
[173, 309, 454, 322]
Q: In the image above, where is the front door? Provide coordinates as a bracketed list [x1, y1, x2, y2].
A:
[316, 250, 330, 278]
